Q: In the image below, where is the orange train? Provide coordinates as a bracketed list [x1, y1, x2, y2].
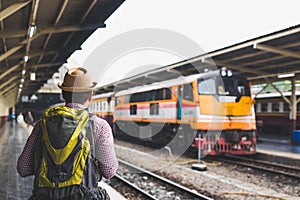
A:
[89, 69, 257, 155]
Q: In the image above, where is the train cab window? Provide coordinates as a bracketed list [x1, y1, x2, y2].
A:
[261, 103, 268, 112]
[219, 78, 250, 97]
[237, 79, 250, 96]
[183, 84, 193, 101]
[237, 86, 245, 95]
[198, 78, 216, 95]
[218, 85, 226, 95]
[130, 105, 137, 115]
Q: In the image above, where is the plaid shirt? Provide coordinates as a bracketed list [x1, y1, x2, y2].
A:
[17, 103, 118, 179]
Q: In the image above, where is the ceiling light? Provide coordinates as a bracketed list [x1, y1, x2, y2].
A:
[24, 55, 29, 63]
[21, 78, 24, 83]
[19, 84, 23, 88]
[30, 72, 36, 81]
[28, 24, 37, 38]
[277, 73, 295, 79]
[22, 69, 26, 75]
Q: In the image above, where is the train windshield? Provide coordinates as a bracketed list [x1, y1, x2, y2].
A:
[198, 77, 250, 97]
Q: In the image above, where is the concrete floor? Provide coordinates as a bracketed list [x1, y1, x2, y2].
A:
[0, 124, 33, 199]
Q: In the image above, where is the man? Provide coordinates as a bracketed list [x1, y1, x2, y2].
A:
[17, 67, 118, 199]
[9, 111, 16, 127]
[25, 111, 34, 128]
[17, 112, 24, 127]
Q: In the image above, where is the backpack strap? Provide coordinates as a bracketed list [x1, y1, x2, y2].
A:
[84, 113, 103, 187]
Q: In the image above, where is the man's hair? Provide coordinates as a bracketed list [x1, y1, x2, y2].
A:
[62, 91, 91, 104]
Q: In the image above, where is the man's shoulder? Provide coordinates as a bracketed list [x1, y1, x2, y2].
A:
[90, 114, 108, 124]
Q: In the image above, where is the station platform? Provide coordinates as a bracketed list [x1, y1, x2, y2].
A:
[257, 137, 300, 160]
[0, 123, 126, 200]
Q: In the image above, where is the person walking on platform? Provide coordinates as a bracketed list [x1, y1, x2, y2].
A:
[9, 111, 16, 127]
[17, 67, 118, 200]
[25, 111, 34, 128]
[17, 112, 24, 127]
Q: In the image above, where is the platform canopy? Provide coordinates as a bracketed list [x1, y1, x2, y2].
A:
[0, 0, 124, 104]
[96, 24, 300, 94]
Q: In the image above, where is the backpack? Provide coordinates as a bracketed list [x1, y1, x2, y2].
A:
[30, 105, 110, 200]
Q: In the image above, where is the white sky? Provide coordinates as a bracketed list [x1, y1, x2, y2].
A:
[68, 0, 300, 86]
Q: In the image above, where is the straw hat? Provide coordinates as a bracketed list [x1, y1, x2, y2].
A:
[58, 67, 97, 92]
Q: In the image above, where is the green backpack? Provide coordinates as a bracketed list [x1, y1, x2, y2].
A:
[31, 105, 109, 200]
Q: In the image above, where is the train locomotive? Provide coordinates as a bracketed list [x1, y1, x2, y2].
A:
[89, 69, 257, 155]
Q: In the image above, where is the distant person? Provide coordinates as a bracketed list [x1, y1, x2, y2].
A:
[17, 67, 118, 199]
[17, 112, 24, 126]
[9, 112, 16, 127]
[25, 111, 34, 127]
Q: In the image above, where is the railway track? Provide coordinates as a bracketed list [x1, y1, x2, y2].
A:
[210, 154, 300, 180]
[113, 159, 213, 200]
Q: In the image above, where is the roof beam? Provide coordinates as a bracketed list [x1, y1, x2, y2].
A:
[144, 74, 162, 81]
[248, 69, 300, 81]
[256, 60, 300, 71]
[0, 1, 31, 21]
[0, 45, 23, 62]
[254, 43, 300, 59]
[31, 62, 63, 69]
[0, 24, 105, 38]
[0, 81, 19, 95]
[3, 88, 18, 98]
[0, 76, 19, 90]
[39, 0, 69, 64]
[9, 50, 57, 60]
[0, 63, 21, 80]
[202, 58, 266, 75]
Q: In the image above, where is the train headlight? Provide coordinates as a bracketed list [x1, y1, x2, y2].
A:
[220, 67, 233, 77]
[221, 69, 227, 76]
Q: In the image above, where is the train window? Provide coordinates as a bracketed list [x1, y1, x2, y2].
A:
[297, 103, 300, 112]
[218, 85, 227, 95]
[115, 97, 120, 105]
[129, 88, 172, 102]
[272, 102, 280, 112]
[284, 102, 289, 112]
[183, 84, 193, 101]
[237, 80, 250, 96]
[156, 89, 163, 100]
[165, 88, 172, 99]
[123, 95, 130, 103]
[220, 78, 250, 97]
[198, 78, 216, 95]
[150, 103, 159, 115]
[130, 93, 138, 103]
[130, 105, 137, 115]
[237, 86, 245, 95]
[261, 103, 268, 112]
